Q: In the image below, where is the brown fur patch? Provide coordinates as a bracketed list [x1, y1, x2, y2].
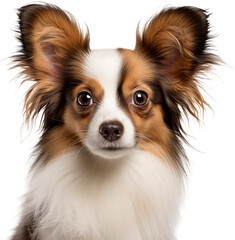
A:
[36, 78, 104, 163]
[35, 125, 79, 164]
[71, 78, 104, 105]
[63, 78, 104, 146]
[119, 49, 171, 162]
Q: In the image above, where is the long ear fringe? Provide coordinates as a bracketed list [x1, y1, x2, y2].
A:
[135, 7, 220, 142]
[12, 3, 90, 129]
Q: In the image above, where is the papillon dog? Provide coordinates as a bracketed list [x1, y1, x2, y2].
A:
[11, 4, 216, 240]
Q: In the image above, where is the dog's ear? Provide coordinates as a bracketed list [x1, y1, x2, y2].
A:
[136, 7, 212, 81]
[18, 3, 89, 81]
[16, 4, 89, 127]
[136, 7, 216, 122]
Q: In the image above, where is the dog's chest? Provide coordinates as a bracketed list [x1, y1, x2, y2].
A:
[28, 149, 183, 240]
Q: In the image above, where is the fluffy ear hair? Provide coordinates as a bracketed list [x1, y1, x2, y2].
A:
[136, 7, 216, 124]
[15, 4, 89, 128]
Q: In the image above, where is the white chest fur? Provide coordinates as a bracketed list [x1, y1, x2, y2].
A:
[27, 149, 183, 240]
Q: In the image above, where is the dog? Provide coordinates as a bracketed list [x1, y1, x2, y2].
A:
[11, 4, 216, 240]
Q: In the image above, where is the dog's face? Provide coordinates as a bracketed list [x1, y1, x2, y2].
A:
[17, 4, 214, 167]
[63, 49, 168, 159]
[71, 50, 136, 159]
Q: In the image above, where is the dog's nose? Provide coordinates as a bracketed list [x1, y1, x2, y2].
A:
[99, 121, 124, 142]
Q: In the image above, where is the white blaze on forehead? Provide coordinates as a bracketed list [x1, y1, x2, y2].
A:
[83, 49, 135, 159]
[83, 49, 122, 101]
[83, 49, 123, 115]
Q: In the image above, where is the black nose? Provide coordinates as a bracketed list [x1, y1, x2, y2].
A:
[99, 121, 124, 142]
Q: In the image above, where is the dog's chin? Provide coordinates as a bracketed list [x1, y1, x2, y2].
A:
[88, 146, 132, 160]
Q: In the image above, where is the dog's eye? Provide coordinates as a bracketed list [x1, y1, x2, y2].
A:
[77, 91, 93, 107]
[133, 91, 149, 107]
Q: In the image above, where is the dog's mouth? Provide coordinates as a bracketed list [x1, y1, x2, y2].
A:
[101, 147, 127, 151]
[89, 145, 133, 159]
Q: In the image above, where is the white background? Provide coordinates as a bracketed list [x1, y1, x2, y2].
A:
[0, 0, 234, 239]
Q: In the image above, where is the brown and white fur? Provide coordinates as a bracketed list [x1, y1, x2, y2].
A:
[12, 4, 216, 240]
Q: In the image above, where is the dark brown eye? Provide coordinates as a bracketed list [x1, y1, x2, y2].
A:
[133, 91, 149, 107]
[77, 91, 93, 107]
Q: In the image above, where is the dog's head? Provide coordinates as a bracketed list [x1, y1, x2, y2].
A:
[16, 4, 215, 168]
